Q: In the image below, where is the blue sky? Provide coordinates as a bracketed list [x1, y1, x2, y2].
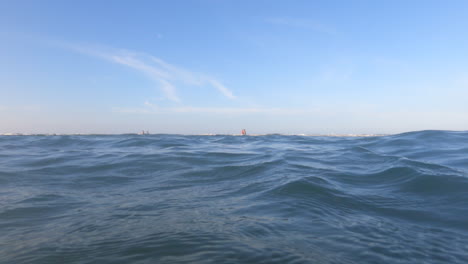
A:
[1, 0, 467, 134]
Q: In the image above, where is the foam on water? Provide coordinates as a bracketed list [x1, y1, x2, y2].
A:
[1, 130, 467, 263]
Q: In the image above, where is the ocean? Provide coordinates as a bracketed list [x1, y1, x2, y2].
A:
[1, 130, 467, 263]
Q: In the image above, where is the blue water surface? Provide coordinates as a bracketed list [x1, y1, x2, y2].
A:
[1, 130, 467, 263]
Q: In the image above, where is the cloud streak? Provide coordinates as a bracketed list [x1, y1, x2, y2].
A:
[112, 103, 318, 115]
[265, 17, 337, 35]
[69, 44, 235, 102]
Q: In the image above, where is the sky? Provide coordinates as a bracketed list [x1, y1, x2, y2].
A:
[1, 0, 468, 134]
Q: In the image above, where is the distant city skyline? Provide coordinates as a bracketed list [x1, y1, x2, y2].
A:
[1, 0, 467, 134]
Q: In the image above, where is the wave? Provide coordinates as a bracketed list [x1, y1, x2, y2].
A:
[1, 130, 468, 263]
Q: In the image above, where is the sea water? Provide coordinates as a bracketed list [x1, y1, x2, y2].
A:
[1, 130, 467, 263]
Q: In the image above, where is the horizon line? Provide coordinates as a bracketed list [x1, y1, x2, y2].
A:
[3, 130, 464, 137]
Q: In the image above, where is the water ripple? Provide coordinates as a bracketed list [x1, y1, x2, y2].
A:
[1, 131, 468, 263]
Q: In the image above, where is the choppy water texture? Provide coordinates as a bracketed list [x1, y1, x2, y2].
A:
[1, 130, 468, 264]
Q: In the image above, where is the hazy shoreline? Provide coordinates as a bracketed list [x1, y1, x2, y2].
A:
[0, 132, 389, 137]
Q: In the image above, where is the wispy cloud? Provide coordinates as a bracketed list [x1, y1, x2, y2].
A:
[68, 44, 235, 102]
[112, 103, 317, 115]
[265, 17, 337, 35]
